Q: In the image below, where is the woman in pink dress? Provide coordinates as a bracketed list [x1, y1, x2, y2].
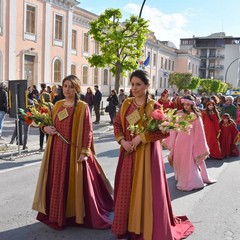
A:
[113, 70, 194, 240]
[164, 95, 216, 191]
[201, 100, 223, 159]
[32, 75, 113, 230]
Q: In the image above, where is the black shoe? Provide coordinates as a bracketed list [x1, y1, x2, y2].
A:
[22, 146, 28, 150]
[39, 147, 44, 152]
[94, 121, 100, 124]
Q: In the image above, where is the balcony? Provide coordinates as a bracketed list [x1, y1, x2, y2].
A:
[208, 54, 216, 59]
[215, 65, 224, 69]
[216, 54, 224, 59]
[208, 65, 216, 69]
[200, 65, 207, 69]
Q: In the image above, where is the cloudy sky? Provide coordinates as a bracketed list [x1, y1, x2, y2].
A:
[79, 0, 240, 48]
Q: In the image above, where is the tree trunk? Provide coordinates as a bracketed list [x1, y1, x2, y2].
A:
[114, 61, 121, 94]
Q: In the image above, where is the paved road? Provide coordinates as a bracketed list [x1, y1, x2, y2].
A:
[0, 114, 239, 240]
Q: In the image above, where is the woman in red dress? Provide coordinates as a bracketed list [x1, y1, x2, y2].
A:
[32, 75, 113, 230]
[201, 100, 223, 159]
[113, 70, 194, 240]
[219, 113, 239, 158]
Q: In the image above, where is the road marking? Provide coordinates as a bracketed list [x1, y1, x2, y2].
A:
[0, 161, 41, 174]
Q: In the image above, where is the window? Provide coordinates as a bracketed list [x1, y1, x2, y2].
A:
[26, 5, 36, 34]
[168, 60, 171, 70]
[188, 62, 191, 71]
[153, 53, 156, 67]
[172, 61, 175, 71]
[53, 58, 62, 83]
[82, 66, 88, 84]
[24, 55, 35, 86]
[72, 30, 77, 51]
[71, 64, 76, 75]
[164, 78, 166, 88]
[152, 75, 156, 88]
[83, 32, 89, 52]
[164, 59, 167, 69]
[160, 77, 163, 88]
[94, 68, 99, 85]
[55, 14, 63, 41]
[161, 57, 163, 68]
[103, 69, 108, 85]
[95, 41, 100, 54]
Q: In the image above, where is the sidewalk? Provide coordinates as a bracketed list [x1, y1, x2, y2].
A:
[0, 108, 114, 159]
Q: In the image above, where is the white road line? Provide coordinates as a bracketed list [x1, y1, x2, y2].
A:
[0, 161, 41, 174]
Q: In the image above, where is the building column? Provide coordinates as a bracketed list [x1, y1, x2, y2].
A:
[43, 2, 51, 83]
[8, 0, 16, 80]
[66, 10, 73, 75]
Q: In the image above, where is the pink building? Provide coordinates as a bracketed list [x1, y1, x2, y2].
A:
[0, 0, 200, 95]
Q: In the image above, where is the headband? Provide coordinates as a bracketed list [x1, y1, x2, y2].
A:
[181, 98, 195, 106]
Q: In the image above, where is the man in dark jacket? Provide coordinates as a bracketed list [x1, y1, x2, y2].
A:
[93, 85, 102, 124]
[0, 82, 8, 139]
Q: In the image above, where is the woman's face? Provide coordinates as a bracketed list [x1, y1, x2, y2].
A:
[207, 104, 214, 110]
[62, 80, 75, 100]
[130, 76, 149, 98]
[183, 103, 192, 112]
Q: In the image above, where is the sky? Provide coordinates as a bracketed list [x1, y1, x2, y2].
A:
[78, 0, 240, 48]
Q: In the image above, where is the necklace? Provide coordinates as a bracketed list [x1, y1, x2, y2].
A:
[63, 101, 74, 107]
[134, 98, 145, 107]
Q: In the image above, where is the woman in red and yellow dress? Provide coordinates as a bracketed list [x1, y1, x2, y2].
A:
[32, 75, 113, 230]
[201, 100, 223, 159]
[113, 70, 194, 240]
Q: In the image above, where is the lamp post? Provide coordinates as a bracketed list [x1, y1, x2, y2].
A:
[139, 0, 146, 18]
[224, 57, 240, 83]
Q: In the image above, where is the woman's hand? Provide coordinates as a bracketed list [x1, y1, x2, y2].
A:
[121, 139, 134, 153]
[77, 154, 88, 163]
[43, 126, 57, 135]
[131, 135, 142, 151]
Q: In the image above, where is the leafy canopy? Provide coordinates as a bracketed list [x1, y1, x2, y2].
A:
[88, 8, 149, 91]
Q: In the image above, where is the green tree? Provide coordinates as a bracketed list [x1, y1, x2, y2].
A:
[200, 79, 228, 94]
[169, 73, 192, 92]
[186, 77, 201, 90]
[88, 8, 149, 92]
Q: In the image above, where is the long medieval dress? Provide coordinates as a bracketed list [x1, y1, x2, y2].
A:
[220, 121, 239, 157]
[32, 100, 113, 230]
[113, 98, 194, 240]
[164, 112, 215, 191]
[201, 110, 223, 159]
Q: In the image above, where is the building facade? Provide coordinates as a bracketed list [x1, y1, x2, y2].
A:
[0, 0, 200, 96]
[180, 32, 240, 88]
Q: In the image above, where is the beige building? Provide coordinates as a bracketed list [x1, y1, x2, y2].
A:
[0, 0, 200, 96]
[180, 32, 240, 88]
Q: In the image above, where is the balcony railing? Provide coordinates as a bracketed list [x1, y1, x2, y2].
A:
[215, 65, 224, 69]
[216, 54, 224, 59]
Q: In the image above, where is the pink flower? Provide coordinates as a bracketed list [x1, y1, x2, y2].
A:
[152, 109, 165, 121]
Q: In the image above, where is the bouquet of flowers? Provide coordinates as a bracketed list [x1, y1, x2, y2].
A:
[128, 107, 194, 136]
[19, 99, 69, 144]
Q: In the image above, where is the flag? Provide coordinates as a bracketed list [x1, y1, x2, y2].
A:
[143, 55, 150, 66]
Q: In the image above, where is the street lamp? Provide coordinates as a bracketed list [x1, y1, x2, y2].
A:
[224, 57, 240, 83]
[139, 0, 146, 18]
